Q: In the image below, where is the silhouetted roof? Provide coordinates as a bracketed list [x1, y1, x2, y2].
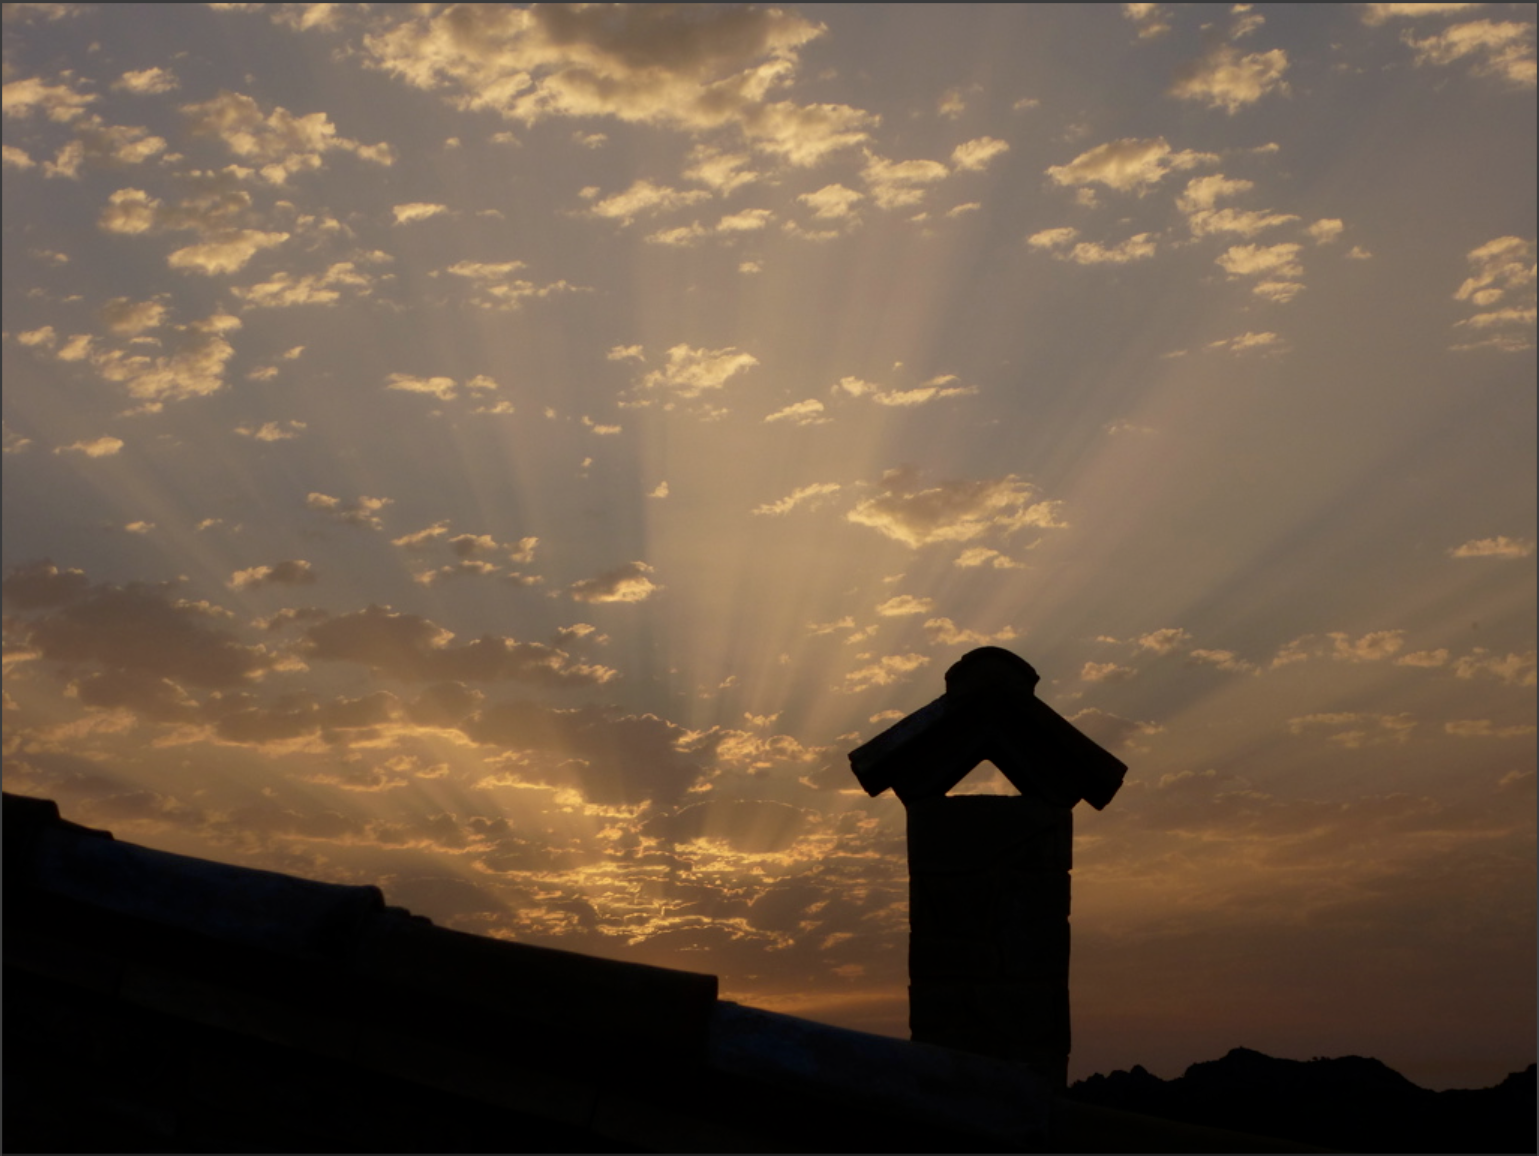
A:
[3, 791, 1053, 1153]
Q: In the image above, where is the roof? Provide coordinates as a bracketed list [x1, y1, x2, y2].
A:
[3, 791, 1051, 1152]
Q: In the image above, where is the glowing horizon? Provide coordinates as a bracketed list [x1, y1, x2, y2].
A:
[3, 3, 1534, 1092]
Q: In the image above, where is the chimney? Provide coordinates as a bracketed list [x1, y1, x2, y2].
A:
[847, 648, 1126, 1089]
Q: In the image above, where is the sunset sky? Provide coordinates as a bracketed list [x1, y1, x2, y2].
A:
[3, 2, 1535, 1091]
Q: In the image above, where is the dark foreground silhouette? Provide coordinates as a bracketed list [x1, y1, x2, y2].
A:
[1067, 1046, 1537, 1154]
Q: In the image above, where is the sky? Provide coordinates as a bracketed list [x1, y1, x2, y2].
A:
[2, 2, 1535, 1092]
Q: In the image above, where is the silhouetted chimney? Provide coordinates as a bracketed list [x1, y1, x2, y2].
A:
[848, 647, 1126, 1089]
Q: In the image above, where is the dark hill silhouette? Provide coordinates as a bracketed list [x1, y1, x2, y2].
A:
[1067, 1046, 1536, 1153]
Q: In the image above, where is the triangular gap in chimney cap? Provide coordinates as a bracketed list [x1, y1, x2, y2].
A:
[945, 760, 1019, 796]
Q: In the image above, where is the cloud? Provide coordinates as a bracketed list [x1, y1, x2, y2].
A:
[99, 297, 167, 335]
[441, 259, 583, 311]
[798, 183, 863, 220]
[17, 325, 57, 347]
[608, 344, 645, 362]
[841, 652, 929, 693]
[586, 178, 712, 225]
[646, 208, 774, 246]
[1176, 174, 1299, 238]
[1216, 242, 1305, 300]
[2, 75, 97, 122]
[953, 546, 1023, 569]
[1186, 648, 1257, 674]
[461, 701, 711, 807]
[682, 145, 758, 193]
[167, 229, 291, 276]
[764, 399, 828, 425]
[1082, 661, 1136, 683]
[1063, 233, 1158, 265]
[228, 560, 317, 590]
[1361, 5, 1481, 26]
[234, 262, 372, 307]
[1027, 226, 1078, 250]
[1451, 649, 1537, 686]
[2, 143, 35, 169]
[567, 561, 659, 604]
[359, 2, 869, 171]
[1306, 218, 1345, 245]
[39, 115, 167, 179]
[392, 201, 448, 224]
[1123, 3, 1171, 39]
[1169, 43, 1290, 113]
[1046, 137, 1216, 193]
[923, 618, 1018, 647]
[234, 421, 306, 441]
[113, 67, 179, 95]
[1445, 719, 1537, 739]
[752, 482, 841, 516]
[845, 466, 1065, 548]
[861, 153, 949, 209]
[4, 564, 271, 687]
[181, 89, 394, 184]
[874, 594, 933, 617]
[1329, 630, 1405, 662]
[54, 436, 123, 458]
[303, 606, 616, 686]
[868, 376, 977, 406]
[1450, 536, 1534, 559]
[305, 492, 392, 530]
[386, 373, 459, 401]
[1450, 236, 1536, 350]
[950, 136, 1009, 172]
[1401, 19, 1536, 87]
[1206, 331, 1287, 355]
[637, 344, 758, 402]
[1134, 627, 1191, 654]
[1288, 712, 1416, 748]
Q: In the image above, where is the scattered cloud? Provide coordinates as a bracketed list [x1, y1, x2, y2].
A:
[1288, 712, 1416, 748]
[360, 4, 875, 168]
[1450, 536, 1534, 559]
[923, 618, 1018, 647]
[1206, 331, 1287, 355]
[874, 594, 933, 617]
[764, 399, 828, 425]
[861, 153, 950, 210]
[1046, 136, 1216, 193]
[1445, 719, 1537, 739]
[1401, 19, 1536, 87]
[392, 201, 448, 224]
[1452, 649, 1537, 686]
[568, 561, 660, 604]
[846, 466, 1065, 548]
[305, 492, 392, 530]
[798, 183, 864, 221]
[1169, 43, 1290, 113]
[1451, 236, 1536, 351]
[54, 436, 124, 458]
[841, 652, 929, 693]
[1082, 661, 1136, 683]
[113, 67, 179, 95]
[950, 136, 1009, 172]
[1123, 3, 1172, 40]
[181, 89, 393, 184]
[636, 344, 758, 403]
[752, 482, 841, 517]
[228, 560, 317, 590]
[953, 546, 1023, 569]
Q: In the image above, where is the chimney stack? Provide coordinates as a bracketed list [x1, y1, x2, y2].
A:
[847, 648, 1126, 1089]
